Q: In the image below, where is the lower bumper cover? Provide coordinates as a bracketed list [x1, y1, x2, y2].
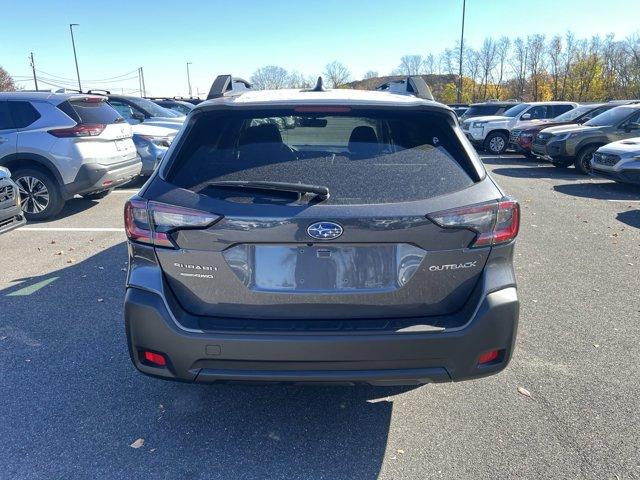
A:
[63, 156, 142, 198]
[0, 205, 26, 234]
[125, 286, 519, 385]
[591, 167, 640, 185]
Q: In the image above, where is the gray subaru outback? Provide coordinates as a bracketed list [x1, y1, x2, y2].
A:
[124, 76, 520, 386]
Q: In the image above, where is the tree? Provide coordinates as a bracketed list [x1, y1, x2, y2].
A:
[250, 65, 290, 90]
[324, 61, 351, 88]
[0, 66, 16, 92]
[493, 37, 511, 98]
[396, 55, 426, 75]
[478, 38, 498, 99]
[363, 70, 379, 80]
[527, 34, 546, 100]
[287, 71, 314, 89]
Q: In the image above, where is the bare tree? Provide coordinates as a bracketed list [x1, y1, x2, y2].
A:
[439, 48, 457, 75]
[424, 54, 436, 74]
[287, 71, 315, 89]
[478, 38, 498, 99]
[511, 37, 529, 99]
[493, 37, 511, 98]
[250, 65, 290, 90]
[363, 70, 379, 79]
[547, 35, 563, 99]
[0, 66, 16, 92]
[527, 34, 546, 100]
[324, 61, 351, 88]
[560, 32, 577, 99]
[396, 55, 425, 75]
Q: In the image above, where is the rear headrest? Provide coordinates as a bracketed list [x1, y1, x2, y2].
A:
[348, 126, 380, 158]
[239, 124, 283, 145]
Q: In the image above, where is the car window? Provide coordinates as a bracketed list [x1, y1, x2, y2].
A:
[553, 105, 594, 122]
[0, 102, 13, 130]
[621, 111, 640, 128]
[108, 101, 136, 120]
[464, 105, 501, 117]
[126, 97, 180, 117]
[526, 106, 549, 119]
[58, 98, 124, 124]
[582, 106, 610, 120]
[8, 101, 41, 128]
[586, 106, 637, 127]
[503, 104, 529, 117]
[167, 109, 476, 206]
[552, 104, 574, 116]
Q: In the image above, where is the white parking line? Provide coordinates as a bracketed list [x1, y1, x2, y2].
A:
[16, 227, 124, 232]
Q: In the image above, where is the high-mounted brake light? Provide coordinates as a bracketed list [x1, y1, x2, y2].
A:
[428, 197, 520, 248]
[124, 199, 220, 248]
[294, 106, 351, 113]
[48, 123, 106, 137]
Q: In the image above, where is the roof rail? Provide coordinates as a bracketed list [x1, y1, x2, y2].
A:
[86, 89, 110, 95]
[375, 76, 434, 101]
[207, 75, 252, 100]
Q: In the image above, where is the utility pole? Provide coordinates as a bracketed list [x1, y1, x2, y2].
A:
[138, 68, 143, 96]
[69, 24, 82, 92]
[140, 67, 147, 97]
[186, 62, 192, 97]
[29, 52, 38, 90]
[457, 0, 466, 103]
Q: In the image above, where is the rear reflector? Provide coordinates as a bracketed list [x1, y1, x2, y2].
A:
[478, 349, 502, 365]
[427, 197, 520, 248]
[48, 123, 106, 137]
[124, 199, 220, 248]
[143, 350, 167, 366]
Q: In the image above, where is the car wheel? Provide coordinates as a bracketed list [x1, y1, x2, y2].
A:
[13, 168, 65, 221]
[484, 132, 508, 155]
[574, 146, 598, 175]
[82, 189, 113, 200]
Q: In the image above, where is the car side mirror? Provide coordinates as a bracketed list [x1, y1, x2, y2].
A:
[131, 112, 145, 122]
[521, 113, 531, 120]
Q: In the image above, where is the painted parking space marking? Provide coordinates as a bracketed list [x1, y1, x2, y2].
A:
[7, 277, 58, 296]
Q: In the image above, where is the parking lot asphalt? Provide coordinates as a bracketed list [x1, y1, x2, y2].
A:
[1, 156, 639, 480]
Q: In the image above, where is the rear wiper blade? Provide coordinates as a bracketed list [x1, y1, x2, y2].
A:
[206, 180, 330, 200]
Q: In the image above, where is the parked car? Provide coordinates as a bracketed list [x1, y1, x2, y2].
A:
[123, 75, 520, 385]
[131, 124, 177, 176]
[590, 138, 640, 185]
[461, 101, 578, 154]
[447, 103, 469, 117]
[459, 101, 521, 122]
[175, 97, 203, 105]
[0, 166, 26, 234]
[0, 92, 141, 220]
[90, 93, 186, 129]
[509, 103, 613, 156]
[146, 98, 195, 116]
[532, 104, 640, 173]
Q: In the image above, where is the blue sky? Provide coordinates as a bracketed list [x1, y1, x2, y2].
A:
[2, 0, 639, 96]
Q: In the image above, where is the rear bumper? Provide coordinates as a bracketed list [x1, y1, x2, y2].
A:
[63, 156, 142, 198]
[124, 286, 519, 385]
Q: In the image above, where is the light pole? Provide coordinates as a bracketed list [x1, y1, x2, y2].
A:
[69, 24, 82, 92]
[457, 0, 466, 104]
[186, 62, 192, 97]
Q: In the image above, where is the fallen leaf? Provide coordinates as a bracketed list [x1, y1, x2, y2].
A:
[69, 247, 75, 251]
[593, 344, 600, 348]
[50, 240, 56, 244]
[81, 275, 87, 278]
[66, 259, 74, 264]
[97, 298, 104, 303]
[98, 266, 104, 270]
[268, 432, 280, 441]
[517, 386, 532, 398]
[130, 438, 144, 449]
[397, 449, 405, 454]
[89, 238, 95, 242]
[55, 251, 64, 256]
[150, 448, 156, 453]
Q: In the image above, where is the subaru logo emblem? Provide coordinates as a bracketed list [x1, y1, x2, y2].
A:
[307, 222, 343, 240]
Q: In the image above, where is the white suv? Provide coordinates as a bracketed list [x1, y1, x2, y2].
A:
[461, 101, 578, 154]
[0, 92, 141, 220]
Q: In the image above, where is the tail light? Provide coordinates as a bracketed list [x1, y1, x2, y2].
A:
[124, 199, 220, 248]
[48, 123, 106, 137]
[428, 197, 520, 248]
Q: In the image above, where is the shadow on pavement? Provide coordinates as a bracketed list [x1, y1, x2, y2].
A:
[553, 182, 640, 201]
[490, 165, 586, 181]
[1, 243, 405, 479]
[616, 210, 640, 229]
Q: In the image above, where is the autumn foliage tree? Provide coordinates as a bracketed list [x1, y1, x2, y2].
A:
[0, 66, 16, 92]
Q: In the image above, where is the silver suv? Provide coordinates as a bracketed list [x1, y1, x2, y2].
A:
[0, 92, 141, 220]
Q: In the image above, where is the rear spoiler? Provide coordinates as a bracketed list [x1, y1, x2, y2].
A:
[375, 76, 434, 101]
[207, 75, 252, 100]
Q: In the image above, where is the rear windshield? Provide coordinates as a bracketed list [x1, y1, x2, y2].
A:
[167, 109, 476, 205]
[58, 99, 124, 124]
[585, 106, 636, 127]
